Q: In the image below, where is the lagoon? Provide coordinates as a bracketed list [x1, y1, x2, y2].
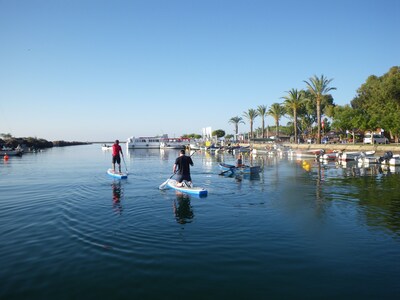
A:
[0, 144, 399, 299]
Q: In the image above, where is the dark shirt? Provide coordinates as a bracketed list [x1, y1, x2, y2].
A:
[174, 155, 194, 175]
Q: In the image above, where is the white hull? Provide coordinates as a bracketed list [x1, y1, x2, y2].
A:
[339, 151, 375, 161]
[160, 138, 190, 149]
[126, 136, 165, 149]
[381, 154, 400, 166]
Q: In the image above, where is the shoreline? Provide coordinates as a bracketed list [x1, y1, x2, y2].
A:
[249, 142, 400, 155]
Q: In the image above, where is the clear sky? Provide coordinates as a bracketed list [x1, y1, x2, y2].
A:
[1, 0, 399, 141]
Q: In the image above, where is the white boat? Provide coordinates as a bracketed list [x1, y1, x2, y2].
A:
[354, 151, 379, 164]
[339, 151, 375, 161]
[357, 156, 381, 165]
[160, 138, 190, 149]
[189, 142, 201, 150]
[289, 149, 323, 159]
[126, 135, 167, 149]
[380, 153, 400, 166]
[1, 146, 23, 156]
[318, 150, 340, 161]
[101, 144, 111, 150]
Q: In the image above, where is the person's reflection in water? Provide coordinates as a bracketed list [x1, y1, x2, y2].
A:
[112, 181, 123, 215]
[173, 191, 194, 224]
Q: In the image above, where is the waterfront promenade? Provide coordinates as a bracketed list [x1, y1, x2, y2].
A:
[251, 142, 400, 155]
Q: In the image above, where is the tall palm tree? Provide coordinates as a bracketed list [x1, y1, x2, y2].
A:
[257, 105, 268, 138]
[242, 109, 258, 140]
[268, 103, 286, 138]
[304, 75, 336, 144]
[228, 116, 245, 141]
[282, 89, 304, 143]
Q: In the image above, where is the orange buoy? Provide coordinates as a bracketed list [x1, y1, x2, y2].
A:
[4, 154, 9, 161]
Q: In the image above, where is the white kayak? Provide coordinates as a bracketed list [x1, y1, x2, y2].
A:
[166, 179, 208, 197]
[107, 169, 128, 179]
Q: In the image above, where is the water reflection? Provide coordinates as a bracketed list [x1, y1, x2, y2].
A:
[173, 192, 194, 224]
[293, 157, 400, 236]
[111, 181, 124, 215]
[127, 148, 163, 159]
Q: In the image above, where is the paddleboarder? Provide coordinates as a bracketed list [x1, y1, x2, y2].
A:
[173, 149, 194, 187]
[112, 140, 124, 173]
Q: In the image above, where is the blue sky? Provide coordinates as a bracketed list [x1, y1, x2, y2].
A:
[1, 0, 399, 141]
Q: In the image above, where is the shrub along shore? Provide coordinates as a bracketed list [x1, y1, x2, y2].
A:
[0, 137, 91, 151]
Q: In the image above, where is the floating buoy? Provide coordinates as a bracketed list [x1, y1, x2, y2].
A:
[4, 154, 9, 161]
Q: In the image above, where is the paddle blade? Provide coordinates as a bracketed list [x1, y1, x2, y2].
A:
[159, 179, 169, 190]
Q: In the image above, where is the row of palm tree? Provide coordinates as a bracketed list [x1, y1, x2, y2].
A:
[229, 75, 336, 144]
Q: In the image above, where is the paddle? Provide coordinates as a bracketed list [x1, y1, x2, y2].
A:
[159, 149, 197, 190]
[159, 172, 177, 190]
[122, 155, 128, 174]
[219, 167, 235, 175]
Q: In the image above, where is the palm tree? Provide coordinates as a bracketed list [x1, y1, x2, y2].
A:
[228, 116, 245, 141]
[282, 89, 304, 143]
[304, 75, 336, 144]
[268, 103, 286, 138]
[257, 105, 268, 138]
[242, 109, 259, 140]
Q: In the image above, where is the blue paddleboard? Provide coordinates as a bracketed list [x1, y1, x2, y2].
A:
[107, 169, 128, 179]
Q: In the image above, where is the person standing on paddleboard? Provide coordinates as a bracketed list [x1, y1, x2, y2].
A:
[173, 149, 194, 187]
[112, 140, 124, 173]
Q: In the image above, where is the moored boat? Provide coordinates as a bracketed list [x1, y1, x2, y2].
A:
[339, 150, 375, 161]
[289, 149, 323, 159]
[160, 138, 190, 149]
[126, 135, 167, 149]
[0, 146, 23, 156]
[379, 152, 400, 166]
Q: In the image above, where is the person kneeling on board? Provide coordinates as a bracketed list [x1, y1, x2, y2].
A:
[173, 149, 194, 187]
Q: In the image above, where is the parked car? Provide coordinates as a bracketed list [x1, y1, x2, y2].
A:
[363, 133, 389, 144]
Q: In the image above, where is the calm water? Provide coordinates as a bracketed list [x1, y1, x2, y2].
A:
[1, 144, 399, 299]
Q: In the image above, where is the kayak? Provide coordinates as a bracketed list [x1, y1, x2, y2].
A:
[219, 163, 261, 175]
[166, 179, 208, 197]
[107, 169, 128, 179]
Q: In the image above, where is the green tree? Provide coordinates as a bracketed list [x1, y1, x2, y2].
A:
[304, 75, 336, 144]
[212, 129, 226, 138]
[257, 105, 268, 138]
[242, 109, 259, 140]
[331, 104, 364, 144]
[268, 103, 286, 138]
[0, 133, 13, 139]
[228, 116, 245, 140]
[282, 89, 304, 143]
[351, 66, 400, 141]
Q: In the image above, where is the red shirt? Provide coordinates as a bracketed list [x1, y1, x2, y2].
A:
[112, 144, 122, 156]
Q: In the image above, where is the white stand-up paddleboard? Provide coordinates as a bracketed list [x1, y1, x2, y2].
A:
[107, 169, 128, 179]
[166, 179, 208, 197]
